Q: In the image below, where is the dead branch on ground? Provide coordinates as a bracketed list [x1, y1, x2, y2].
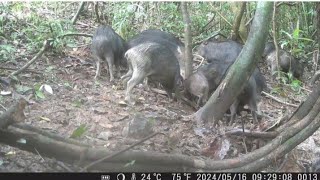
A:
[262, 91, 299, 108]
[10, 40, 53, 79]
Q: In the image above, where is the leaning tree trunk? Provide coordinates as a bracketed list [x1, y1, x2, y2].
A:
[181, 2, 193, 79]
[71, 2, 86, 25]
[195, 2, 273, 124]
[231, 2, 247, 42]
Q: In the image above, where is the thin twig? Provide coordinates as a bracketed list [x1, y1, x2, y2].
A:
[262, 91, 299, 108]
[245, 16, 254, 26]
[34, 148, 45, 161]
[0, 103, 7, 111]
[56, 161, 73, 172]
[58, 33, 93, 39]
[193, 13, 216, 36]
[0, 66, 43, 74]
[80, 132, 163, 171]
[209, 5, 232, 27]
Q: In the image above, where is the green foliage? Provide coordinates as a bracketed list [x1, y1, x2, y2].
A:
[33, 83, 45, 99]
[70, 124, 87, 138]
[101, 2, 229, 42]
[290, 79, 302, 92]
[0, 44, 16, 61]
[280, 19, 314, 58]
[274, 70, 303, 94]
[0, 2, 77, 60]
[106, 2, 138, 39]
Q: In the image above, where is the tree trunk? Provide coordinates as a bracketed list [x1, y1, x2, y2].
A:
[317, 3, 320, 57]
[71, 2, 86, 25]
[272, 2, 281, 79]
[195, 2, 273, 124]
[181, 2, 193, 79]
[231, 2, 247, 42]
[94, 2, 100, 23]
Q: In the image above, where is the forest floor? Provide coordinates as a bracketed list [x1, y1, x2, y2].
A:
[0, 28, 318, 172]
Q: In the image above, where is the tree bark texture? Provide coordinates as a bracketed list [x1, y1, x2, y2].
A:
[181, 2, 193, 79]
[72, 1, 86, 25]
[231, 2, 247, 42]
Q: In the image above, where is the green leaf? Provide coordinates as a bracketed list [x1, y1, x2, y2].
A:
[34, 83, 42, 91]
[292, 29, 300, 39]
[70, 124, 87, 138]
[290, 79, 302, 92]
[35, 90, 45, 99]
[292, 19, 300, 39]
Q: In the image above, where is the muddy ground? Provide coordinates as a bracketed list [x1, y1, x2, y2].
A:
[0, 34, 318, 172]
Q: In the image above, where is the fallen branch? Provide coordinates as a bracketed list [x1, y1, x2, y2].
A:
[10, 39, 53, 77]
[262, 91, 299, 107]
[150, 87, 167, 95]
[276, 83, 320, 132]
[81, 132, 163, 171]
[58, 33, 93, 39]
[0, 66, 43, 74]
[225, 128, 277, 138]
[227, 106, 320, 172]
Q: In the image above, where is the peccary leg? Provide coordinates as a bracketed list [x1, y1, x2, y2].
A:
[94, 57, 102, 80]
[229, 99, 240, 126]
[249, 99, 259, 124]
[105, 53, 115, 82]
[125, 70, 145, 103]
